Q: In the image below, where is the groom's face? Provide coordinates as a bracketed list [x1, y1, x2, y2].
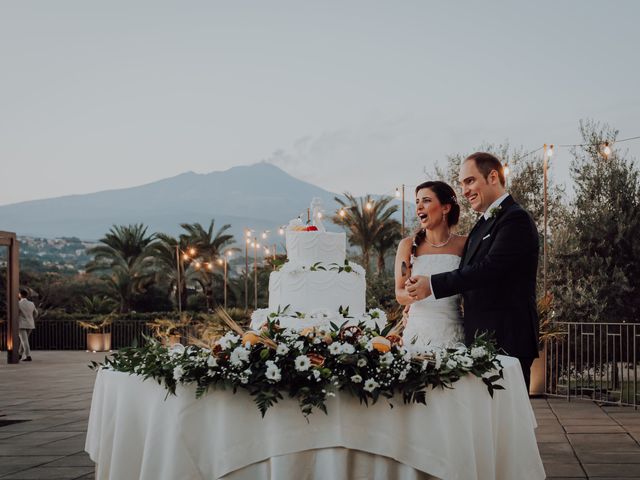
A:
[459, 159, 499, 213]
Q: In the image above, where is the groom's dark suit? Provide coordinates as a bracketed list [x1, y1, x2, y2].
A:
[431, 195, 540, 387]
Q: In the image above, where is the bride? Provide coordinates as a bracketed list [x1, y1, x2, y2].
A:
[395, 181, 467, 351]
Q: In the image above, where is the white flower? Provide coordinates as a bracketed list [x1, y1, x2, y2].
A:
[380, 352, 395, 366]
[368, 308, 387, 322]
[230, 346, 250, 366]
[357, 358, 367, 367]
[276, 343, 290, 356]
[265, 360, 282, 382]
[294, 340, 305, 351]
[351, 374, 363, 383]
[421, 360, 429, 371]
[470, 346, 487, 359]
[398, 370, 408, 381]
[207, 355, 218, 368]
[172, 365, 184, 381]
[312, 369, 321, 380]
[363, 378, 380, 392]
[328, 343, 342, 355]
[341, 343, 355, 354]
[458, 356, 474, 368]
[446, 359, 458, 370]
[168, 343, 185, 357]
[434, 351, 443, 370]
[365, 340, 374, 352]
[294, 355, 311, 372]
[217, 332, 240, 350]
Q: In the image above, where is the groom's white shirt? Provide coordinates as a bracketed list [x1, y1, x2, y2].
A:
[482, 192, 509, 220]
[427, 192, 510, 299]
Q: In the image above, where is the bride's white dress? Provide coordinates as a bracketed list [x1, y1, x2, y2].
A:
[402, 254, 464, 351]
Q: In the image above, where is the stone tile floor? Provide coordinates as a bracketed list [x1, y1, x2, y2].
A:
[2, 352, 640, 479]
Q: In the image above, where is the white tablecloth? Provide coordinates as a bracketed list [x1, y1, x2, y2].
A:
[85, 355, 545, 480]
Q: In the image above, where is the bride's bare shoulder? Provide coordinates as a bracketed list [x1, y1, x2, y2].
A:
[453, 234, 467, 253]
[397, 236, 413, 252]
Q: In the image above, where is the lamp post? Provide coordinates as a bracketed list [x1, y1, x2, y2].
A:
[244, 229, 252, 311]
[175, 245, 196, 314]
[218, 250, 232, 309]
[542, 144, 554, 296]
[396, 184, 405, 237]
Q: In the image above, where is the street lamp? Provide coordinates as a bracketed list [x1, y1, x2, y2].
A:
[542, 144, 554, 296]
[396, 184, 405, 237]
[218, 250, 232, 309]
[175, 245, 196, 314]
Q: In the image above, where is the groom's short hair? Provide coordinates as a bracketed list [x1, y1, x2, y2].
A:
[465, 152, 506, 186]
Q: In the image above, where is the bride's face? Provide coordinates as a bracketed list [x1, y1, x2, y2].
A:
[415, 188, 449, 230]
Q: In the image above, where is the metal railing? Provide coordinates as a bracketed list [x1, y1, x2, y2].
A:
[0, 320, 156, 351]
[546, 322, 640, 407]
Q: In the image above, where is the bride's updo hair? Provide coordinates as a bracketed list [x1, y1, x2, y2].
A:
[411, 181, 460, 259]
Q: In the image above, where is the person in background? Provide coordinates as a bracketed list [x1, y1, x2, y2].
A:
[18, 288, 37, 362]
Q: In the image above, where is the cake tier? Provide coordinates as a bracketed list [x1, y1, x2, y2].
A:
[268, 269, 365, 316]
[250, 308, 387, 332]
[285, 231, 346, 265]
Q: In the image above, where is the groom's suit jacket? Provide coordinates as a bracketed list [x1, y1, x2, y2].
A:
[431, 195, 540, 359]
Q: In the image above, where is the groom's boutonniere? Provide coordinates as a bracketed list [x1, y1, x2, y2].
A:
[488, 205, 502, 219]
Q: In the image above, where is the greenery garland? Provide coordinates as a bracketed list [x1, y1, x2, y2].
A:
[92, 321, 505, 417]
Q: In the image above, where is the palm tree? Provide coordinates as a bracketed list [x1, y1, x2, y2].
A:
[180, 220, 237, 309]
[373, 219, 402, 275]
[332, 194, 399, 274]
[86, 224, 156, 312]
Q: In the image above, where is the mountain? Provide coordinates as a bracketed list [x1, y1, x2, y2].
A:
[0, 163, 372, 242]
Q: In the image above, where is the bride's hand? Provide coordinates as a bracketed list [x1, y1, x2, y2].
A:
[402, 305, 410, 327]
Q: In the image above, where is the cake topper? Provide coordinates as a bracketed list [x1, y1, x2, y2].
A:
[310, 197, 326, 232]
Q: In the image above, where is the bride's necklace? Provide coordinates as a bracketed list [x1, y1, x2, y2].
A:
[425, 232, 453, 248]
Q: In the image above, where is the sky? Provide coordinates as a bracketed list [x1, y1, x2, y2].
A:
[1, 1, 638, 206]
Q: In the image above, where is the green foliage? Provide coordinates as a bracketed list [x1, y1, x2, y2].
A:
[550, 120, 640, 323]
[331, 194, 400, 274]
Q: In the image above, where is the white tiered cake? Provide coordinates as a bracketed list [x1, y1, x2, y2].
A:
[268, 230, 366, 316]
[250, 204, 386, 332]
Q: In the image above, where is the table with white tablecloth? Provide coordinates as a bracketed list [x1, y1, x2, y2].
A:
[85, 355, 545, 480]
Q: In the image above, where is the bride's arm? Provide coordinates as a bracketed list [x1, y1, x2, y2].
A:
[395, 237, 416, 306]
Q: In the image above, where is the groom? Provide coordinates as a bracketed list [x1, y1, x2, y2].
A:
[406, 152, 540, 391]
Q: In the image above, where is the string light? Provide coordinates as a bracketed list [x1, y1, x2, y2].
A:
[261, 232, 268, 239]
[339, 208, 346, 218]
[217, 258, 224, 266]
[264, 248, 270, 255]
[194, 261, 201, 269]
[365, 201, 373, 211]
[503, 164, 510, 177]
[189, 247, 197, 256]
[226, 250, 233, 257]
[245, 230, 252, 238]
[207, 263, 213, 271]
[246, 238, 251, 245]
[317, 212, 323, 219]
[182, 253, 189, 261]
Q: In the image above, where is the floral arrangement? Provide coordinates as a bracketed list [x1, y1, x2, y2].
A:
[93, 309, 505, 417]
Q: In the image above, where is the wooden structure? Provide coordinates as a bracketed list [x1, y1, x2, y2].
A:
[0, 231, 19, 364]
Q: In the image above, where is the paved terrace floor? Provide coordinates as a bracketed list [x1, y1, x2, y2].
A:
[2, 352, 640, 480]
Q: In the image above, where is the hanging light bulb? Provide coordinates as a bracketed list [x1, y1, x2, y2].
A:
[602, 142, 612, 159]
[264, 248, 270, 255]
[182, 253, 189, 261]
[278, 227, 285, 235]
[189, 247, 197, 256]
[207, 263, 213, 271]
[226, 250, 233, 257]
[217, 258, 224, 266]
[339, 208, 346, 218]
[261, 232, 267, 239]
[245, 230, 251, 238]
[317, 211, 323, 219]
[194, 261, 201, 269]
[365, 201, 373, 211]
[395, 187, 401, 198]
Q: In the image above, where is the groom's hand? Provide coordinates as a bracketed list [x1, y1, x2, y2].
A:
[406, 275, 432, 300]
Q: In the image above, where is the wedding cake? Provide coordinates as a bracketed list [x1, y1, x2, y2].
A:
[250, 199, 386, 331]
